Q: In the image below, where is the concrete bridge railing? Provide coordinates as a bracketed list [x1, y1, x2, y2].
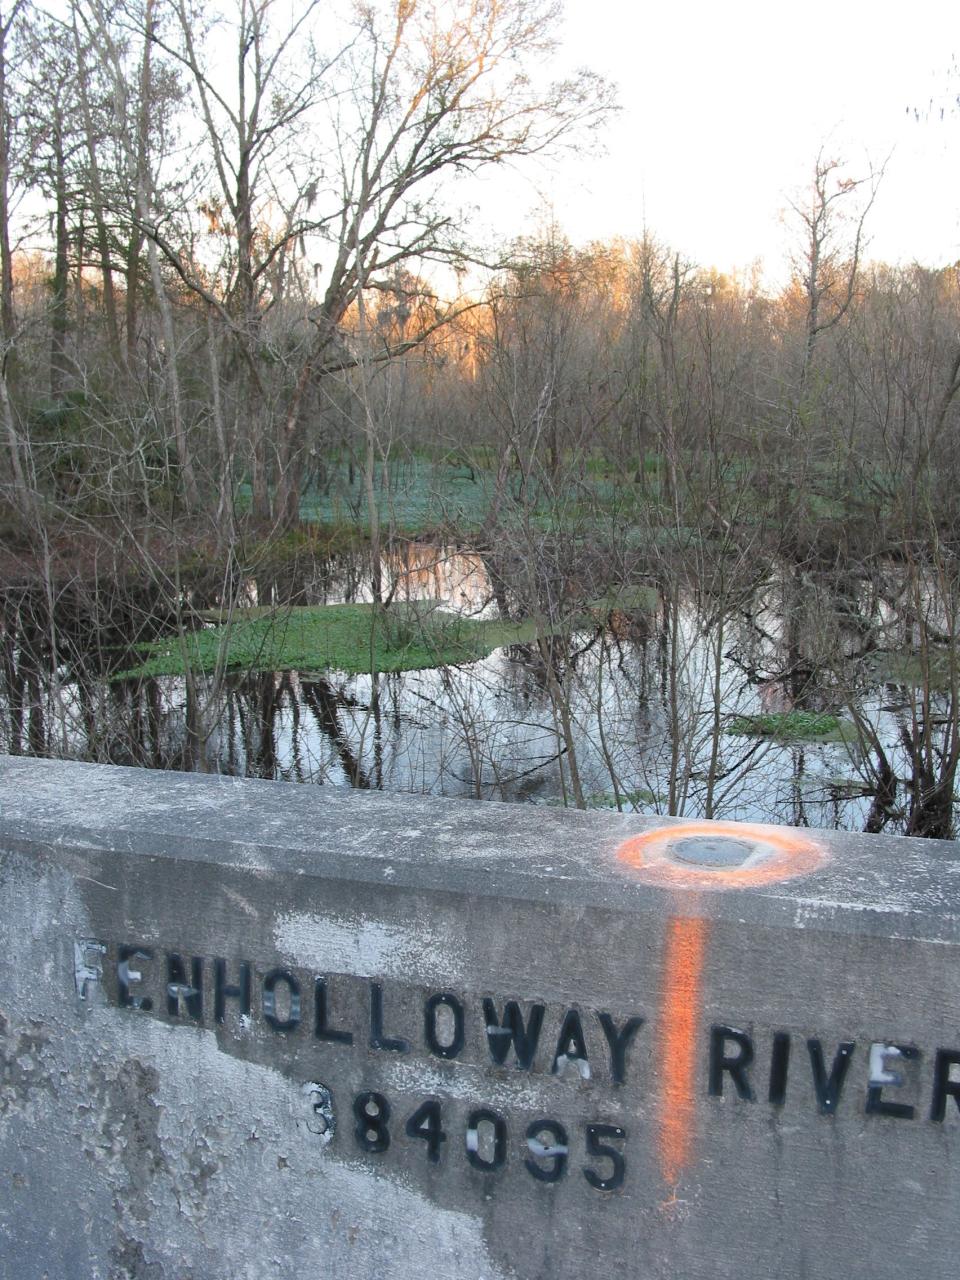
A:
[1, 756, 958, 1279]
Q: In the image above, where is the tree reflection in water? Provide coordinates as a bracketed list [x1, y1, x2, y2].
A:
[1, 544, 957, 835]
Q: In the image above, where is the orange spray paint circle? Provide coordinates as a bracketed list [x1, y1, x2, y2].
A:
[617, 821, 826, 890]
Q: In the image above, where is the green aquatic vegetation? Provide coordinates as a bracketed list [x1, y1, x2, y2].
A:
[867, 647, 956, 691]
[726, 711, 857, 743]
[585, 788, 660, 809]
[541, 788, 660, 810]
[584, 586, 659, 616]
[113, 585, 656, 681]
[114, 603, 544, 680]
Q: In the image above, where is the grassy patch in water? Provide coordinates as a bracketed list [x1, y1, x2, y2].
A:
[726, 711, 857, 743]
[586, 788, 660, 809]
[867, 647, 957, 690]
[584, 585, 659, 616]
[540, 788, 660, 810]
[114, 603, 543, 679]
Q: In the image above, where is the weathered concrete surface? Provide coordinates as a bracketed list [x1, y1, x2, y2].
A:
[0, 756, 959, 1279]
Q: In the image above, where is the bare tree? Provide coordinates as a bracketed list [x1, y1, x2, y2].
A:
[271, 0, 614, 527]
[787, 149, 882, 399]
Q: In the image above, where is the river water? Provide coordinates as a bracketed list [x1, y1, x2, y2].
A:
[1, 542, 954, 833]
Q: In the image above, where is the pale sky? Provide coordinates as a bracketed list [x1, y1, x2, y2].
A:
[39, 0, 957, 290]
[470, 0, 960, 283]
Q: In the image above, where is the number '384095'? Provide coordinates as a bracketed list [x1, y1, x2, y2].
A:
[342, 1089, 627, 1190]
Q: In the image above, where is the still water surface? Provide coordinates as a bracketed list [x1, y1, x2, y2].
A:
[0, 543, 950, 832]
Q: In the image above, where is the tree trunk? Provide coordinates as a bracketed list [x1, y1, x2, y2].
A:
[71, 15, 122, 369]
[0, 362, 31, 514]
[206, 309, 235, 546]
[50, 114, 70, 398]
[133, 9, 198, 511]
[0, 8, 16, 348]
[124, 0, 157, 368]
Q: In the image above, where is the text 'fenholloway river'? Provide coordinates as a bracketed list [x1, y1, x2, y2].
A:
[75, 938, 960, 1126]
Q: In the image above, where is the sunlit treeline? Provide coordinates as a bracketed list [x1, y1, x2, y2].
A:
[0, 3, 957, 547]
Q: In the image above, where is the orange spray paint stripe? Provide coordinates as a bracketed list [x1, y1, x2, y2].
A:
[657, 914, 709, 1187]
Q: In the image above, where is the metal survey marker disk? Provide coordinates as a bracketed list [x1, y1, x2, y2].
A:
[616, 820, 827, 889]
[669, 835, 757, 869]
